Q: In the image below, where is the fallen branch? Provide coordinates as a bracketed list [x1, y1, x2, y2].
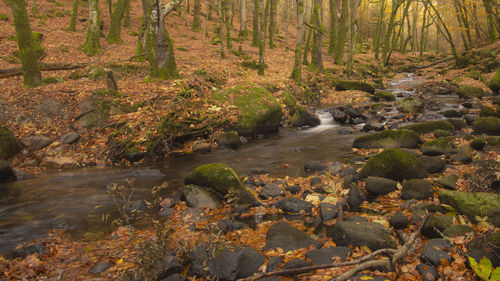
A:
[0, 62, 89, 79]
[413, 57, 453, 70]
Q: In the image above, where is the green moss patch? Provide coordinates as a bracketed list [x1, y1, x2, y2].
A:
[456, 86, 485, 99]
[359, 148, 427, 181]
[0, 126, 21, 159]
[335, 80, 375, 94]
[488, 69, 500, 94]
[472, 117, 500, 135]
[402, 120, 455, 135]
[372, 90, 395, 101]
[352, 129, 420, 149]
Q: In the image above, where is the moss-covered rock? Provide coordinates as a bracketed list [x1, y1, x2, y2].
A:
[217, 131, 241, 148]
[421, 137, 457, 156]
[470, 137, 486, 151]
[0, 159, 16, 182]
[359, 148, 427, 181]
[184, 163, 260, 206]
[396, 97, 423, 113]
[402, 120, 455, 135]
[438, 190, 500, 226]
[181, 184, 222, 209]
[292, 105, 320, 127]
[480, 105, 500, 118]
[352, 129, 420, 149]
[0, 126, 21, 159]
[282, 92, 297, 115]
[433, 129, 453, 138]
[488, 69, 500, 94]
[335, 80, 375, 94]
[484, 137, 500, 152]
[372, 90, 395, 102]
[212, 86, 282, 136]
[456, 86, 485, 99]
[472, 117, 500, 135]
[492, 96, 500, 105]
[422, 215, 454, 238]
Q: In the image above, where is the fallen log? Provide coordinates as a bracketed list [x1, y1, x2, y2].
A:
[0, 62, 89, 79]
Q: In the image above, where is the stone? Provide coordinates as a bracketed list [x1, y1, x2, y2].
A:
[293, 106, 320, 127]
[421, 137, 457, 156]
[402, 120, 455, 135]
[442, 225, 474, 237]
[156, 255, 181, 280]
[335, 80, 375, 94]
[422, 215, 454, 238]
[467, 231, 500, 268]
[421, 239, 453, 267]
[0, 125, 21, 159]
[192, 142, 211, 154]
[267, 256, 283, 272]
[331, 221, 397, 250]
[60, 132, 80, 144]
[306, 247, 351, 265]
[184, 163, 260, 206]
[35, 98, 62, 118]
[352, 129, 420, 149]
[274, 197, 314, 213]
[389, 211, 409, 229]
[488, 69, 500, 94]
[181, 207, 206, 223]
[259, 183, 284, 199]
[434, 129, 453, 138]
[472, 117, 500, 135]
[182, 184, 222, 209]
[12, 242, 48, 258]
[438, 190, 500, 227]
[284, 259, 310, 269]
[417, 263, 440, 281]
[397, 97, 423, 113]
[264, 222, 321, 251]
[372, 90, 396, 101]
[456, 86, 485, 99]
[446, 118, 467, 130]
[359, 149, 427, 181]
[421, 155, 445, 174]
[319, 202, 338, 221]
[22, 135, 52, 151]
[365, 176, 398, 196]
[285, 185, 301, 194]
[0, 159, 16, 182]
[216, 220, 247, 234]
[44, 156, 78, 169]
[345, 215, 368, 222]
[342, 175, 357, 189]
[89, 261, 114, 275]
[435, 174, 458, 190]
[401, 179, 434, 200]
[347, 183, 366, 211]
[207, 246, 266, 280]
[346, 274, 393, 281]
[160, 274, 187, 281]
[304, 161, 328, 172]
[217, 131, 241, 148]
[451, 147, 472, 163]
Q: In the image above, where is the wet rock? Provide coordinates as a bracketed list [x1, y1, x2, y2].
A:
[156, 255, 181, 279]
[0, 159, 16, 182]
[0, 125, 21, 159]
[306, 247, 351, 265]
[319, 202, 338, 221]
[489, 69, 500, 94]
[60, 132, 80, 144]
[441, 109, 464, 118]
[247, 168, 270, 176]
[434, 129, 453, 138]
[293, 107, 320, 127]
[442, 225, 474, 237]
[347, 183, 366, 211]
[446, 118, 466, 130]
[89, 261, 114, 275]
[184, 163, 260, 206]
[397, 97, 423, 113]
[331, 108, 347, 124]
[353, 129, 420, 149]
[438, 190, 500, 227]
[206, 246, 267, 280]
[345, 215, 368, 222]
[335, 80, 375, 94]
[304, 161, 328, 172]
[422, 215, 454, 238]
[467, 231, 500, 267]
[372, 90, 395, 101]
[435, 174, 458, 190]
[456, 86, 485, 99]
[259, 183, 284, 199]
[159, 207, 174, 218]
[267, 256, 283, 272]
[470, 138, 486, 151]
[217, 131, 241, 148]
[365, 176, 398, 196]
[421, 137, 457, 156]
[22, 135, 52, 151]
[44, 156, 78, 169]
[192, 142, 211, 154]
[331, 221, 397, 250]
[421, 156, 445, 174]
[274, 197, 313, 213]
[123, 152, 145, 163]
[401, 179, 434, 200]
[410, 203, 447, 214]
[359, 149, 427, 181]
[464, 114, 479, 125]
[389, 211, 409, 229]
[264, 222, 321, 251]
[402, 120, 455, 135]
[160, 274, 187, 281]
[12, 242, 48, 258]
[285, 185, 301, 194]
[472, 117, 500, 135]
[421, 239, 453, 267]
[182, 184, 222, 209]
[284, 258, 310, 269]
[417, 263, 440, 281]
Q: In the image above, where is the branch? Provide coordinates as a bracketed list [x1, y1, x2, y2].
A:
[0, 62, 89, 79]
[162, 0, 185, 17]
[304, 22, 325, 34]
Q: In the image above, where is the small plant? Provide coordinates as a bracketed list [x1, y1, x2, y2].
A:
[468, 256, 500, 281]
[0, 14, 8, 21]
[58, 44, 69, 53]
[54, 1, 63, 6]
[176, 46, 188, 52]
[42, 77, 60, 84]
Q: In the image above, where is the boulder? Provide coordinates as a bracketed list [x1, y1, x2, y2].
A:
[217, 131, 242, 148]
[456, 86, 485, 99]
[89, 261, 113, 275]
[0, 159, 16, 182]
[335, 80, 375, 94]
[389, 211, 409, 229]
[292, 106, 320, 127]
[435, 174, 458, 190]
[331, 221, 397, 250]
[192, 142, 211, 154]
[259, 183, 284, 199]
[207, 246, 266, 280]
[488, 69, 500, 94]
[421, 137, 457, 156]
[422, 215, 454, 238]
[184, 163, 260, 206]
[365, 176, 398, 196]
[274, 197, 313, 213]
[35, 98, 61, 119]
[156, 255, 181, 280]
[397, 97, 423, 113]
[401, 179, 433, 200]
[284, 259, 310, 269]
[319, 202, 337, 221]
[417, 264, 440, 281]
[467, 231, 500, 268]
[402, 120, 455, 135]
[0, 125, 21, 159]
[347, 183, 366, 211]
[60, 132, 80, 144]
[420, 155, 445, 174]
[22, 135, 52, 151]
[212, 86, 282, 136]
[421, 239, 453, 267]
[352, 129, 420, 149]
[181, 184, 222, 209]
[305, 247, 351, 265]
[264, 222, 321, 251]
[438, 190, 500, 226]
[372, 90, 396, 101]
[44, 156, 78, 169]
[451, 146, 472, 163]
[359, 149, 427, 181]
[472, 117, 500, 135]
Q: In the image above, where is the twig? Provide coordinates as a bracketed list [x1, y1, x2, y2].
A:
[304, 22, 325, 34]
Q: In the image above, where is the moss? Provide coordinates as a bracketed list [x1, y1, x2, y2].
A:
[402, 120, 454, 135]
[81, 0, 100, 55]
[470, 137, 486, 151]
[282, 92, 297, 115]
[184, 163, 260, 206]
[396, 97, 423, 113]
[359, 148, 427, 181]
[88, 66, 106, 80]
[335, 80, 375, 94]
[42, 76, 59, 84]
[372, 90, 395, 101]
[434, 129, 453, 138]
[106, 0, 126, 43]
[438, 190, 500, 226]
[212, 85, 282, 136]
[353, 129, 420, 149]
[0, 126, 21, 159]
[492, 96, 500, 105]
[421, 137, 456, 155]
[472, 117, 500, 135]
[480, 105, 500, 118]
[456, 86, 485, 98]
[0, 14, 9, 21]
[488, 69, 500, 94]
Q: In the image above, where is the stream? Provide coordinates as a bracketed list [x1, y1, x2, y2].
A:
[0, 74, 458, 255]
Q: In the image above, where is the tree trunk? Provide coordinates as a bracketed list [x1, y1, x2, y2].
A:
[302, 29, 311, 64]
[258, 0, 268, 75]
[106, 0, 112, 17]
[208, 0, 213, 20]
[334, 0, 347, 65]
[382, 0, 403, 63]
[311, 0, 323, 71]
[291, 0, 304, 82]
[239, 0, 248, 37]
[107, 0, 127, 43]
[284, 0, 290, 47]
[426, 0, 458, 60]
[373, 0, 385, 60]
[192, 0, 201, 29]
[224, 0, 232, 49]
[268, 0, 277, 48]
[328, 0, 338, 56]
[68, 0, 79, 31]
[124, 0, 131, 27]
[252, 0, 260, 46]
[31, 0, 38, 14]
[218, 0, 226, 57]
[482, 0, 499, 42]
[419, 1, 428, 56]
[82, 0, 101, 55]
[347, 0, 356, 71]
[9, 0, 41, 87]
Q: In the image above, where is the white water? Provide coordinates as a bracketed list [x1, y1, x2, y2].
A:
[302, 109, 338, 134]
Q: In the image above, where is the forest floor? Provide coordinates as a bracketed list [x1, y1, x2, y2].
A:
[0, 0, 499, 280]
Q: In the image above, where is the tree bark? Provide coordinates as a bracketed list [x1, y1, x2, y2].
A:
[124, 0, 131, 27]
[482, 0, 499, 42]
[258, 0, 268, 75]
[9, 0, 41, 87]
[268, 0, 277, 48]
[310, 0, 323, 71]
[334, 0, 348, 65]
[327, 0, 338, 55]
[291, 0, 304, 82]
[192, 0, 202, 29]
[239, 0, 248, 37]
[107, 0, 127, 43]
[82, 0, 101, 55]
[373, 0, 385, 60]
[252, 0, 259, 46]
[218, 0, 226, 57]
[68, 0, 79, 31]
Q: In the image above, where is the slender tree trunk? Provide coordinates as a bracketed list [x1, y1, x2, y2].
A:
[268, 0, 277, 48]
[106, 0, 112, 17]
[218, 0, 226, 57]
[347, 0, 356, 71]
[291, 0, 304, 82]
[311, 0, 323, 71]
[426, 0, 458, 60]
[252, 0, 260, 46]
[239, 0, 248, 37]
[68, 0, 79, 31]
[382, 0, 403, 63]
[9, 0, 41, 87]
[123, 0, 130, 27]
[224, 0, 232, 49]
[453, 0, 470, 50]
[192, 0, 202, 29]
[419, 1, 428, 56]
[82, 0, 101, 55]
[302, 29, 312, 64]
[107, 0, 127, 43]
[374, 0, 385, 60]
[482, 0, 499, 42]
[328, 0, 338, 55]
[31, 0, 38, 14]
[258, 0, 268, 75]
[284, 0, 290, 47]
[334, 0, 348, 65]
[208, 0, 213, 20]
